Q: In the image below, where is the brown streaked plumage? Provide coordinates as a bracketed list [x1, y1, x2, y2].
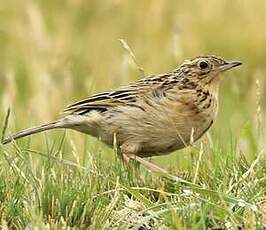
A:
[2, 55, 242, 166]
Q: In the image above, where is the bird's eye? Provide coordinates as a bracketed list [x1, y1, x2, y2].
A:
[198, 61, 209, 70]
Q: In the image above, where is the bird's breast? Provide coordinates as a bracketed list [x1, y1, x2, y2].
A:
[164, 90, 218, 144]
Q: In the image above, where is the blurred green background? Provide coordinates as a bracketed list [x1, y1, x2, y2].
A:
[0, 0, 265, 168]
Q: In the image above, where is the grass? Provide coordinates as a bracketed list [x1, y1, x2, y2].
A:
[0, 127, 265, 229]
[0, 0, 266, 229]
[1, 110, 265, 229]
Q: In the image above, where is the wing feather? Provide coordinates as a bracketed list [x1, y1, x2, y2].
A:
[64, 72, 180, 115]
[64, 87, 140, 115]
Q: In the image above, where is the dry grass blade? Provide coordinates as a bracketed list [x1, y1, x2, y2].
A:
[227, 148, 266, 193]
[119, 39, 145, 76]
[1, 107, 10, 144]
[193, 142, 203, 183]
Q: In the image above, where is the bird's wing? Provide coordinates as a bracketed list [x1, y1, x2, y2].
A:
[64, 88, 137, 115]
[64, 73, 180, 115]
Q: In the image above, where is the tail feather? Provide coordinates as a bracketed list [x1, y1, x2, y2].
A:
[2, 120, 62, 144]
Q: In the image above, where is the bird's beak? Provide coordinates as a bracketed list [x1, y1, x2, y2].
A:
[218, 60, 242, 72]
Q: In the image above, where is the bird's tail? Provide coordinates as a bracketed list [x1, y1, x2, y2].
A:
[2, 120, 63, 144]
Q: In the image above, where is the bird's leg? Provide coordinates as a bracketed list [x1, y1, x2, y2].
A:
[114, 143, 132, 169]
[126, 154, 168, 173]
[121, 153, 130, 165]
[119, 143, 138, 161]
[120, 143, 168, 173]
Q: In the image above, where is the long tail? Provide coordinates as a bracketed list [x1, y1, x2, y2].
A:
[2, 120, 63, 144]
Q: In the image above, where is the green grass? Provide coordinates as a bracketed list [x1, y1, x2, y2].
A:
[0, 0, 266, 228]
[0, 128, 265, 229]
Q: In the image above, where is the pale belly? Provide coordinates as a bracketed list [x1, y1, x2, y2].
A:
[133, 117, 214, 157]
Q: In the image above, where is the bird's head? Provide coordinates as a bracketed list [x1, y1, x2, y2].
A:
[180, 55, 242, 92]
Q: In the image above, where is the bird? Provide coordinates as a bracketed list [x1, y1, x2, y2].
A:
[2, 55, 242, 171]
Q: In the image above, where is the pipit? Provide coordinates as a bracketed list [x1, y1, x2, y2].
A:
[2, 55, 241, 171]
